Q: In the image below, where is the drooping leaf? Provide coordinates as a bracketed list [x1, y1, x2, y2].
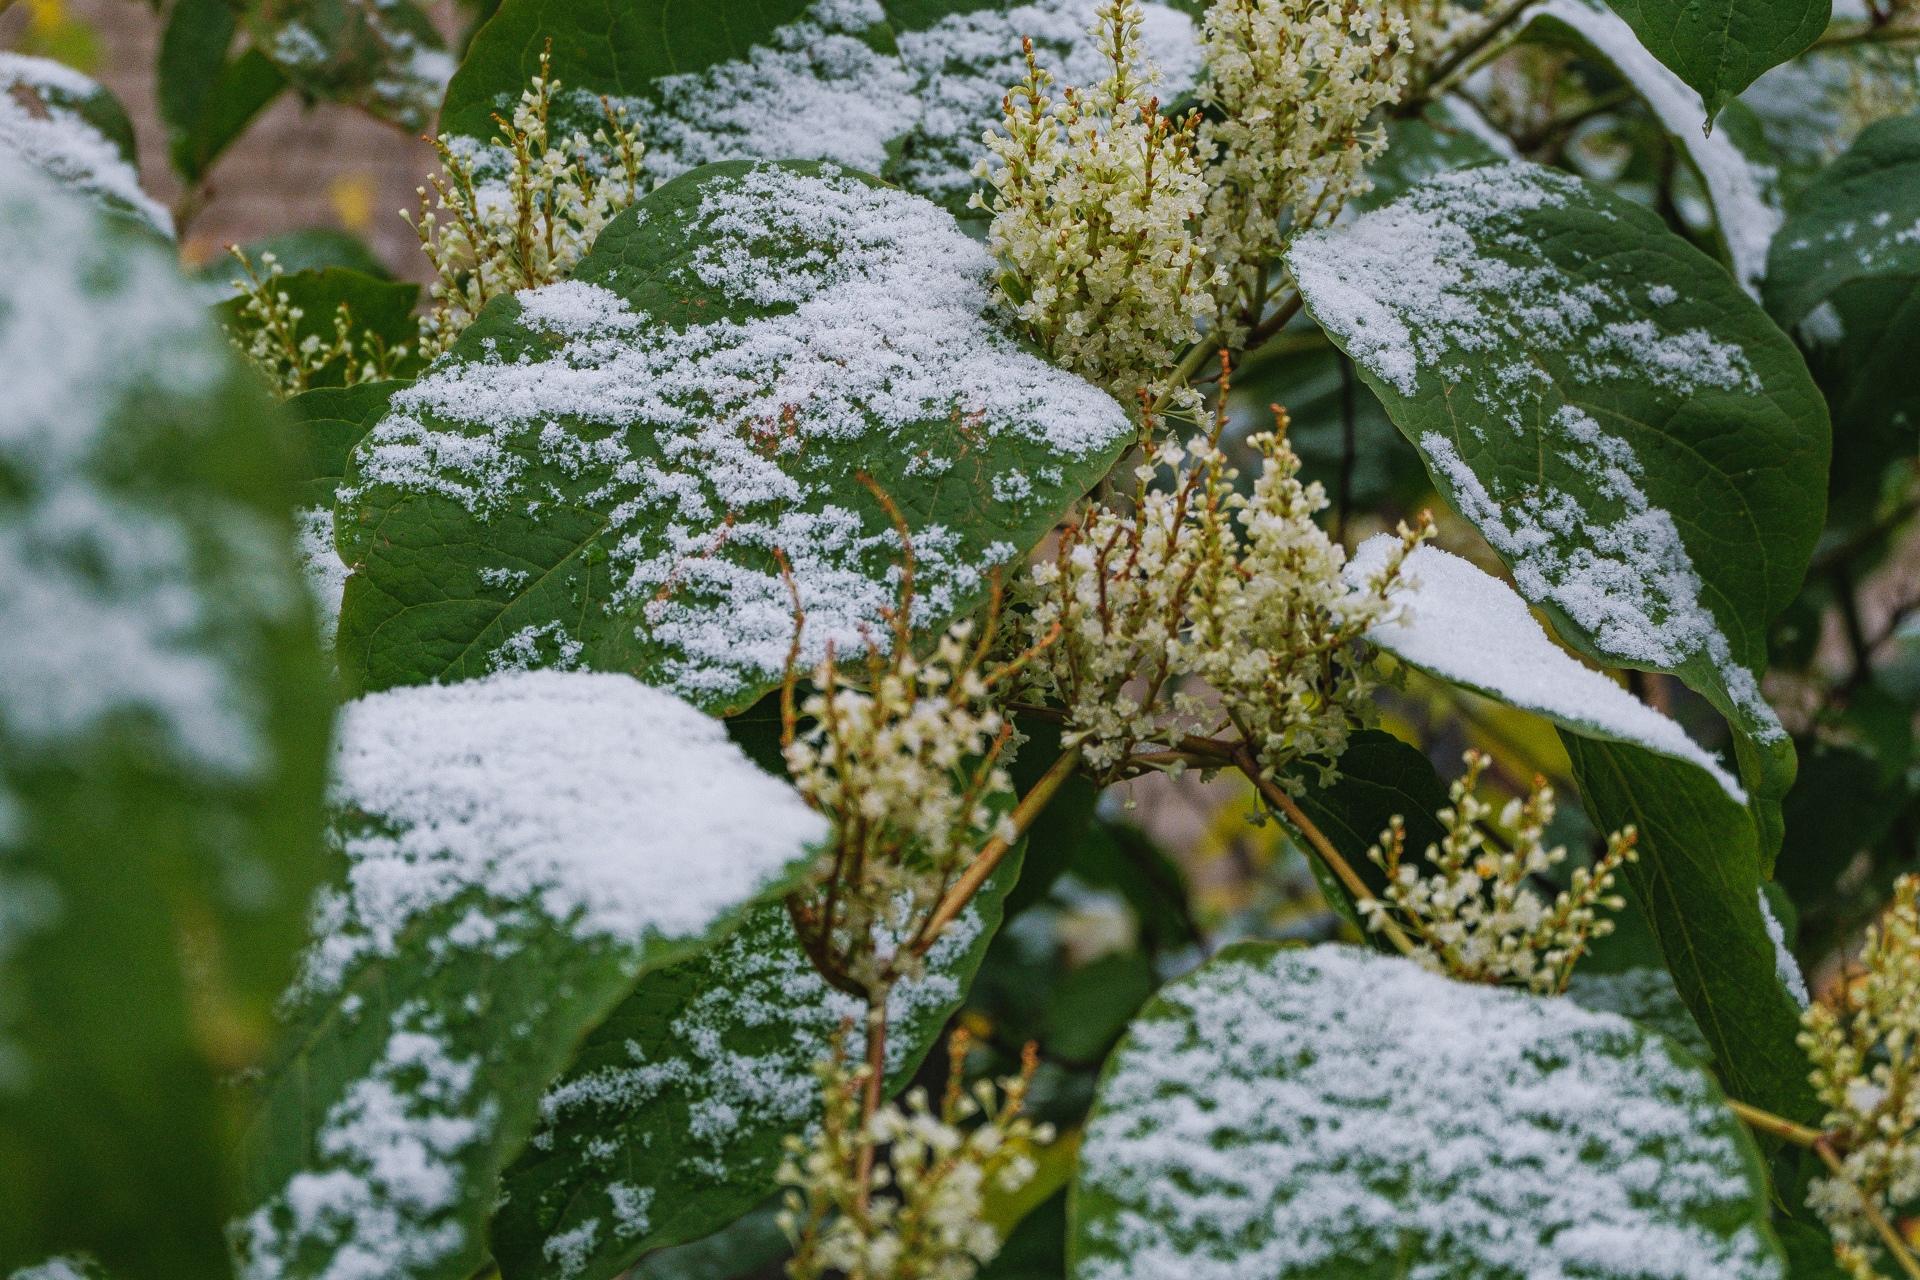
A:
[157, 0, 287, 182]
[1522, 0, 1784, 293]
[335, 160, 1131, 710]
[1598, 0, 1829, 120]
[489, 848, 1024, 1280]
[1071, 942, 1787, 1280]
[236, 670, 825, 1280]
[1287, 162, 1829, 854]
[438, 0, 1203, 208]
[245, 0, 452, 130]
[0, 53, 172, 236]
[1347, 537, 1746, 800]
[0, 153, 333, 1279]
[1765, 112, 1920, 327]
[1562, 735, 1822, 1122]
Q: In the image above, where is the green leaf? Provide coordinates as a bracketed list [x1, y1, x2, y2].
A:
[1286, 728, 1450, 933]
[1562, 735, 1821, 1122]
[439, 0, 1203, 208]
[1599, 0, 1829, 120]
[0, 53, 172, 237]
[217, 266, 423, 388]
[1356, 96, 1515, 212]
[246, 0, 451, 130]
[236, 671, 825, 1280]
[158, 0, 287, 182]
[1563, 965, 1714, 1061]
[0, 154, 333, 1279]
[490, 848, 1025, 1280]
[1287, 162, 1829, 855]
[202, 228, 392, 283]
[1766, 113, 1920, 326]
[1522, 0, 1784, 293]
[627, 1203, 789, 1280]
[335, 160, 1131, 710]
[284, 380, 408, 646]
[1071, 941, 1787, 1280]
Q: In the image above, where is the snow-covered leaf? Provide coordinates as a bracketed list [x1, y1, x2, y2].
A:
[1071, 942, 1786, 1280]
[0, 53, 172, 237]
[1348, 537, 1743, 800]
[1287, 162, 1827, 850]
[489, 849, 1024, 1280]
[245, 0, 452, 130]
[1766, 112, 1920, 327]
[237, 670, 825, 1280]
[335, 160, 1132, 711]
[438, 0, 1202, 209]
[0, 153, 333, 1278]
[1522, 0, 1784, 294]
[1597, 0, 1829, 120]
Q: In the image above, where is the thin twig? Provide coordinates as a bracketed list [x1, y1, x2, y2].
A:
[911, 745, 1084, 956]
[853, 984, 891, 1213]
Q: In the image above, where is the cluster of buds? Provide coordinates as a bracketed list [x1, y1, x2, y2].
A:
[972, 0, 1218, 400]
[1358, 751, 1639, 995]
[1015, 391, 1426, 789]
[406, 47, 644, 357]
[1195, 0, 1421, 340]
[780, 1031, 1050, 1280]
[222, 249, 410, 397]
[781, 580, 1032, 991]
[1802, 874, 1919, 1280]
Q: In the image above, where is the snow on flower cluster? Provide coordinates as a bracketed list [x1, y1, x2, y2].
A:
[350, 163, 1129, 704]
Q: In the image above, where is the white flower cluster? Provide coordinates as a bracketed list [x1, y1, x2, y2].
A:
[1359, 751, 1639, 995]
[1196, 0, 1424, 340]
[972, 0, 1218, 399]
[781, 1034, 1051, 1280]
[223, 249, 409, 397]
[406, 48, 644, 357]
[1802, 873, 1920, 1280]
[1016, 405, 1425, 787]
[783, 620, 1018, 988]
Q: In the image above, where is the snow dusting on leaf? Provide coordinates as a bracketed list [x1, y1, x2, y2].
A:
[300, 670, 826, 995]
[1564, 966, 1712, 1061]
[0, 53, 171, 236]
[1075, 943, 1784, 1280]
[345, 162, 1128, 707]
[1346, 536, 1743, 800]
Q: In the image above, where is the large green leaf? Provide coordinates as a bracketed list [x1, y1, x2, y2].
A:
[1599, 0, 1829, 120]
[438, 0, 1202, 207]
[235, 670, 824, 1280]
[1563, 735, 1821, 1122]
[1287, 162, 1828, 854]
[490, 848, 1024, 1280]
[0, 154, 333, 1279]
[158, 0, 287, 183]
[1766, 113, 1920, 326]
[246, 0, 452, 130]
[1071, 942, 1786, 1280]
[335, 160, 1131, 711]
[0, 53, 172, 237]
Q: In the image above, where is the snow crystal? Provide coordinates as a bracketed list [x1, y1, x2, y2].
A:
[516, 898, 987, 1262]
[1757, 889, 1810, 1008]
[0, 53, 171, 236]
[1078, 944, 1783, 1280]
[236, 1004, 492, 1280]
[1530, 0, 1780, 295]
[1346, 537, 1744, 801]
[297, 670, 824, 995]
[9, 1259, 97, 1280]
[353, 164, 1127, 701]
[542, 1218, 600, 1280]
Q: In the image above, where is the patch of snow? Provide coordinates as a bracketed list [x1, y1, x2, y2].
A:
[296, 506, 347, 645]
[0, 53, 171, 236]
[1757, 889, 1810, 1008]
[1346, 537, 1744, 801]
[1078, 944, 1783, 1280]
[297, 670, 824, 995]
